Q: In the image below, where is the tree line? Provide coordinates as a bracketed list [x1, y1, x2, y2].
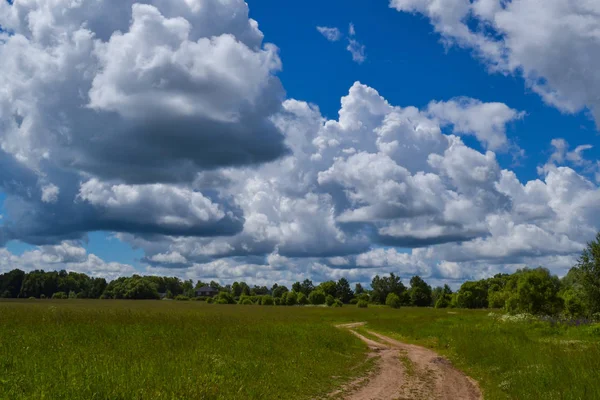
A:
[1, 233, 598, 316]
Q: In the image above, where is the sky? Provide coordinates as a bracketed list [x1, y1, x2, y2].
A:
[0, 0, 599, 288]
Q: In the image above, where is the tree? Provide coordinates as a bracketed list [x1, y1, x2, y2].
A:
[318, 281, 337, 297]
[300, 279, 314, 296]
[409, 276, 432, 307]
[261, 295, 274, 306]
[297, 292, 309, 305]
[504, 268, 563, 315]
[272, 285, 289, 299]
[308, 290, 326, 305]
[335, 278, 354, 303]
[232, 282, 242, 297]
[577, 232, 600, 315]
[0, 269, 25, 298]
[371, 273, 406, 304]
[354, 283, 364, 295]
[386, 293, 401, 309]
[456, 281, 489, 309]
[286, 291, 298, 306]
[292, 281, 302, 293]
[325, 294, 335, 307]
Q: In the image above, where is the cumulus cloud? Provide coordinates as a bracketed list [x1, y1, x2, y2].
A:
[0, 0, 286, 243]
[317, 26, 342, 41]
[389, 0, 600, 129]
[427, 98, 524, 151]
[0, 242, 136, 281]
[0, 0, 287, 184]
[0, 1, 599, 288]
[120, 81, 600, 285]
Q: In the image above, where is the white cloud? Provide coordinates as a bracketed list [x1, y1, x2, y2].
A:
[317, 26, 342, 42]
[0, 242, 136, 281]
[427, 98, 524, 151]
[41, 184, 60, 203]
[347, 39, 366, 63]
[389, 0, 600, 129]
[349, 23, 356, 36]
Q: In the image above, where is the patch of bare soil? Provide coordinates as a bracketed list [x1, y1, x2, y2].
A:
[332, 323, 482, 400]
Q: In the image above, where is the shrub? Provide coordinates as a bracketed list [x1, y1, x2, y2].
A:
[349, 298, 359, 305]
[308, 290, 326, 305]
[325, 295, 335, 307]
[357, 293, 370, 302]
[357, 300, 368, 308]
[279, 292, 288, 305]
[261, 295, 274, 306]
[52, 292, 68, 300]
[286, 291, 298, 306]
[28, 297, 37, 300]
[175, 295, 190, 301]
[333, 299, 343, 307]
[240, 298, 253, 305]
[206, 297, 214, 304]
[216, 292, 235, 304]
[386, 293, 401, 309]
[435, 296, 450, 309]
[297, 292, 309, 305]
[40, 294, 46, 299]
[273, 297, 281, 306]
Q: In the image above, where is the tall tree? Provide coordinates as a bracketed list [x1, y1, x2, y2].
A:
[577, 232, 600, 314]
[409, 276, 432, 307]
[371, 273, 406, 304]
[300, 279, 314, 296]
[335, 278, 354, 303]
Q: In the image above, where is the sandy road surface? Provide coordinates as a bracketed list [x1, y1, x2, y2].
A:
[332, 323, 482, 400]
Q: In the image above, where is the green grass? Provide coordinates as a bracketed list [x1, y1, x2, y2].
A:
[0, 300, 367, 400]
[351, 308, 600, 400]
[1, 301, 599, 400]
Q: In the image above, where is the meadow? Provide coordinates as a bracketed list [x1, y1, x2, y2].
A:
[1, 300, 599, 400]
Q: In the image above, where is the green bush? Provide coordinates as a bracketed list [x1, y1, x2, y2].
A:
[357, 293, 370, 302]
[325, 295, 335, 307]
[52, 292, 68, 300]
[286, 292, 298, 306]
[175, 295, 190, 301]
[333, 299, 343, 307]
[273, 298, 281, 306]
[28, 297, 37, 300]
[40, 294, 46, 299]
[206, 297, 214, 304]
[297, 292, 309, 305]
[349, 298, 358, 305]
[308, 290, 326, 305]
[240, 298, 253, 305]
[216, 292, 235, 304]
[385, 293, 401, 309]
[435, 296, 450, 309]
[261, 295, 274, 306]
[357, 300, 368, 308]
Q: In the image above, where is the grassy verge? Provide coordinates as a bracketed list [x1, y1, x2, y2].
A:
[2, 301, 599, 399]
[0, 300, 368, 400]
[348, 307, 600, 400]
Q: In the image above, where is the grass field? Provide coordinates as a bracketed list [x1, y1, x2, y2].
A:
[1, 300, 599, 399]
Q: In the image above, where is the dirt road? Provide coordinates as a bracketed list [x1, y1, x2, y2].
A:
[333, 323, 482, 400]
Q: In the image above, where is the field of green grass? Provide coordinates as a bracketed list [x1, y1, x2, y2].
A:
[1, 300, 599, 400]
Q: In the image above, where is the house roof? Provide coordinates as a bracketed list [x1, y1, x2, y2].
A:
[196, 286, 218, 292]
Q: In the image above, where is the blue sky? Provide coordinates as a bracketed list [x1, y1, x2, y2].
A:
[0, 0, 599, 286]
